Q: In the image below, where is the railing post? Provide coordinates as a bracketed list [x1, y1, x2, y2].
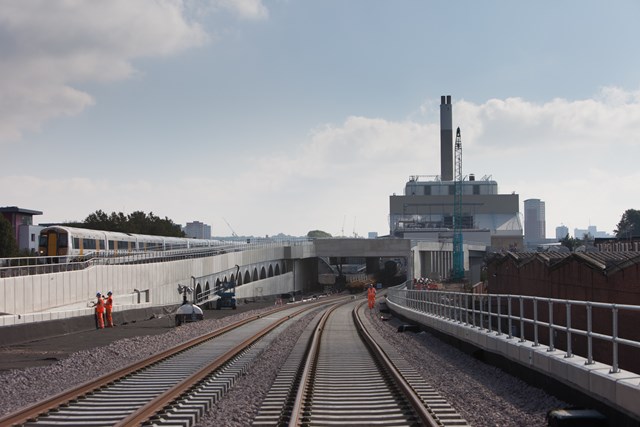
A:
[533, 299, 539, 347]
[565, 302, 573, 358]
[508, 296, 513, 339]
[470, 294, 475, 328]
[519, 297, 525, 342]
[465, 293, 469, 326]
[497, 295, 502, 336]
[547, 299, 555, 352]
[429, 290, 434, 315]
[488, 294, 492, 333]
[586, 303, 594, 365]
[611, 305, 620, 373]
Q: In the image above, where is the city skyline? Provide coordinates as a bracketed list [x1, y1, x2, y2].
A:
[2, 2, 640, 237]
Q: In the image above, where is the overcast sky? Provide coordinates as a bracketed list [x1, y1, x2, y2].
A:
[2, 1, 639, 238]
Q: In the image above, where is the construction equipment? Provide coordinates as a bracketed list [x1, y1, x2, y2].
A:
[174, 283, 204, 326]
[216, 265, 238, 309]
[223, 218, 238, 237]
[452, 127, 464, 281]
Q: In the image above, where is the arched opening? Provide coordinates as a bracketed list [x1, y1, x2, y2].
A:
[268, 264, 274, 277]
[260, 266, 266, 279]
[253, 268, 258, 281]
[205, 281, 210, 297]
[215, 278, 221, 291]
[237, 272, 243, 286]
[195, 282, 202, 301]
[275, 264, 281, 276]
[230, 273, 235, 283]
[244, 270, 251, 284]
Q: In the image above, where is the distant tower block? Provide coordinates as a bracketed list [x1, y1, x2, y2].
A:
[440, 95, 453, 181]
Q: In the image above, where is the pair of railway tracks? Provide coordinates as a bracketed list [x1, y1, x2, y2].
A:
[255, 298, 468, 426]
[2, 295, 467, 426]
[1, 301, 325, 427]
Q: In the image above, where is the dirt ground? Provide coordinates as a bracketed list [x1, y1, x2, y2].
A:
[0, 300, 275, 372]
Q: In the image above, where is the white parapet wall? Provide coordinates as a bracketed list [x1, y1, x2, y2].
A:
[0, 245, 303, 325]
[386, 298, 640, 422]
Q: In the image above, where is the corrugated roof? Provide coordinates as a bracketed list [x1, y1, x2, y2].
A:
[490, 251, 640, 274]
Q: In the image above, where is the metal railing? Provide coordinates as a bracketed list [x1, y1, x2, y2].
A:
[387, 285, 640, 374]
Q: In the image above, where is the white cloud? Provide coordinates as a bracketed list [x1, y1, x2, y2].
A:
[213, 0, 269, 20]
[453, 88, 640, 157]
[0, 1, 209, 143]
[451, 88, 640, 235]
[6, 88, 640, 237]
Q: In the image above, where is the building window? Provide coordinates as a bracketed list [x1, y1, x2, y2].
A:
[424, 186, 431, 195]
[31, 233, 35, 242]
[473, 185, 480, 195]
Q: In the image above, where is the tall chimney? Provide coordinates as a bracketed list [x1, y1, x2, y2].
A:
[440, 95, 453, 181]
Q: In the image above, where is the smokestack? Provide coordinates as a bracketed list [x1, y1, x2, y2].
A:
[440, 95, 453, 181]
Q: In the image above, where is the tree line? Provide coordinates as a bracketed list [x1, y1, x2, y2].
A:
[65, 210, 185, 237]
[0, 210, 185, 258]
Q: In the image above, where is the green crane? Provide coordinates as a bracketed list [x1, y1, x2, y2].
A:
[452, 127, 464, 281]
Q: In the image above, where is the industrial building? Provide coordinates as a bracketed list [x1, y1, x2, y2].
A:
[0, 206, 43, 254]
[524, 198, 546, 244]
[184, 220, 212, 239]
[389, 95, 523, 282]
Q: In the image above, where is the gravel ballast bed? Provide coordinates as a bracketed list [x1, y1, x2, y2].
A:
[1, 297, 567, 426]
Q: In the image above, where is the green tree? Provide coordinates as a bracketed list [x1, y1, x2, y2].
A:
[307, 230, 332, 238]
[559, 233, 582, 252]
[69, 210, 185, 237]
[78, 209, 110, 230]
[614, 209, 640, 239]
[0, 215, 19, 257]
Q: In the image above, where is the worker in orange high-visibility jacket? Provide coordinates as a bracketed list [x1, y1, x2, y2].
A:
[367, 284, 376, 310]
[105, 291, 114, 327]
[93, 292, 105, 329]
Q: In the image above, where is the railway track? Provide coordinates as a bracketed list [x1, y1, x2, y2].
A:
[3, 294, 468, 426]
[0, 299, 338, 427]
[255, 297, 468, 426]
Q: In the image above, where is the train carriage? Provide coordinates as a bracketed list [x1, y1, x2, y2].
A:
[104, 230, 138, 256]
[38, 225, 230, 262]
[38, 226, 108, 261]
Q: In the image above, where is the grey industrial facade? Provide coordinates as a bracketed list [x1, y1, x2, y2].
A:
[388, 95, 524, 282]
[389, 183, 523, 250]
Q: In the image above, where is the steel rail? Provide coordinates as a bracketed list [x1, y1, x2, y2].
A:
[287, 300, 345, 426]
[287, 297, 441, 426]
[0, 302, 317, 426]
[115, 307, 302, 426]
[353, 300, 441, 427]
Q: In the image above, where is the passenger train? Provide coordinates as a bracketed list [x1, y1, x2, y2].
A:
[38, 226, 226, 259]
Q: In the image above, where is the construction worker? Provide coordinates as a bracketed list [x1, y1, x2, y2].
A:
[105, 291, 114, 327]
[93, 292, 105, 329]
[367, 284, 376, 310]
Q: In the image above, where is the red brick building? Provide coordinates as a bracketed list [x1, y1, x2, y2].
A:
[486, 251, 640, 372]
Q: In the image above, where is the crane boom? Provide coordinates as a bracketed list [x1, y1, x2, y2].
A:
[452, 127, 464, 281]
[222, 218, 238, 237]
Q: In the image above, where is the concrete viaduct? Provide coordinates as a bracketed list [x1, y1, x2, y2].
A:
[0, 238, 411, 328]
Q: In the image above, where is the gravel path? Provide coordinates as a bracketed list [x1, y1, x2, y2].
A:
[363, 302, 566, 426]
[0, 297, 567, 426]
